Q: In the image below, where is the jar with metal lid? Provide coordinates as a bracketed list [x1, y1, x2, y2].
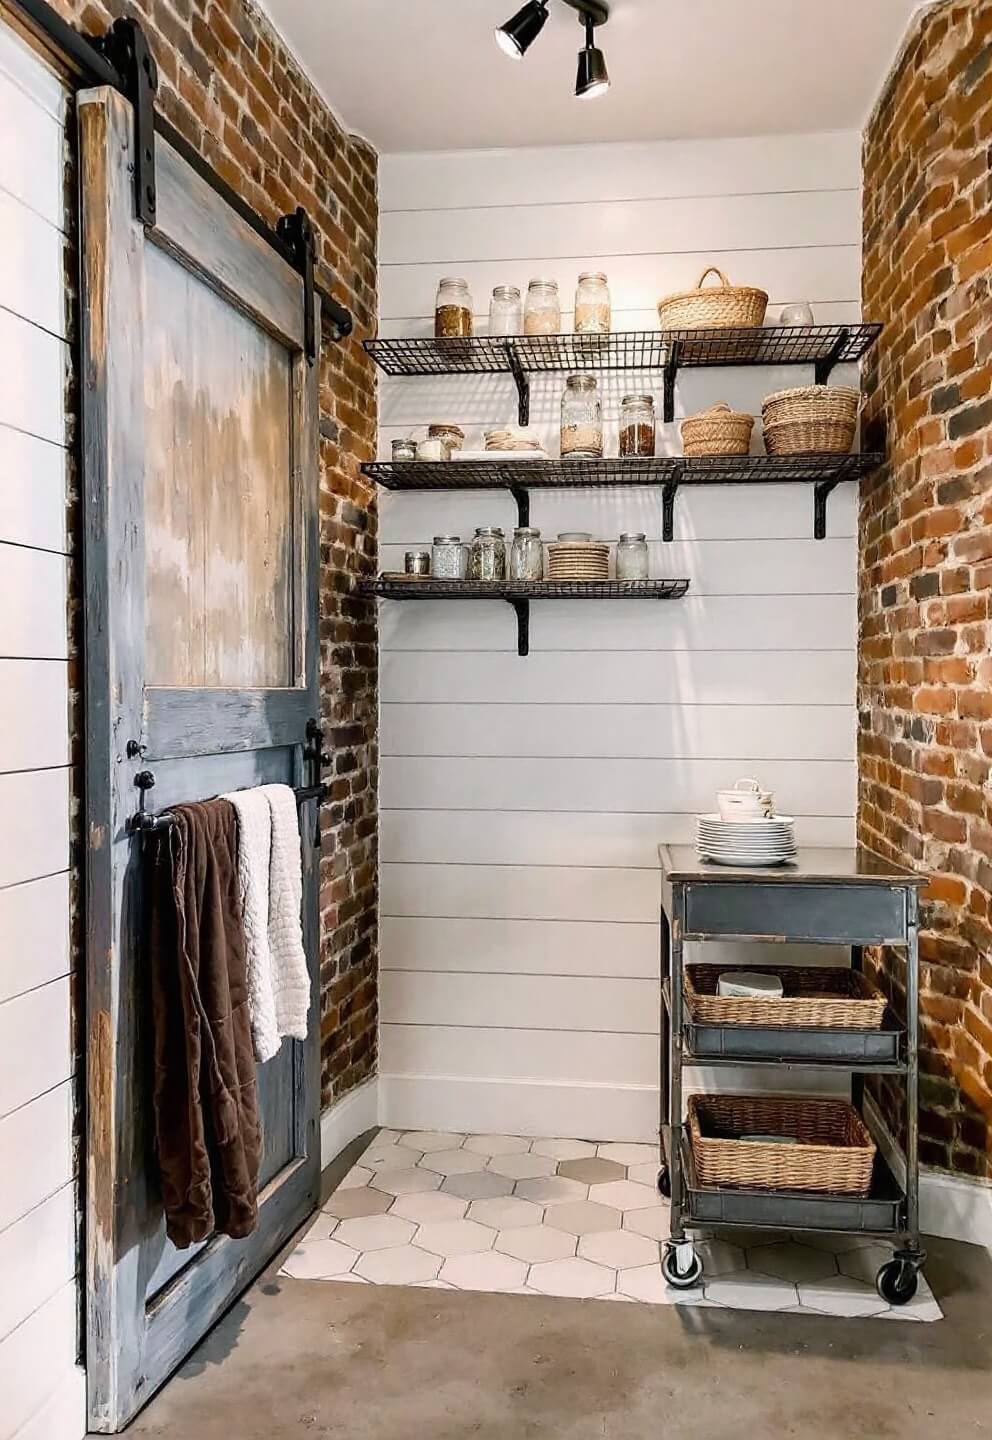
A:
[405, 550, 432, 576]
[489, 285, 523, 336]
[431, 535, 469, 580]
[619, 395, 656, 457]
[468, 526, 507, 581]
[391, 438, 417, 462]
[524, 278, 561, 336]
[509, 526, 544, 581]
[560, 374, 603, 458]
[574, 271, 611, 334]
[435, 277, 473, 338]
[616, 532, 649, 580]
[428, 423, 465, 454]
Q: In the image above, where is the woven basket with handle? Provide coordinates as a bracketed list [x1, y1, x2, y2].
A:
[688, 1093, 877, 1194]
[658, 267, 769, 331]
[684, 964, 887, 1029]
[681, 403, 754, 457]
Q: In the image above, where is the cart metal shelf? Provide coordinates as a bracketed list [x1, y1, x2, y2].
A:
[657, 844, 928, 1305]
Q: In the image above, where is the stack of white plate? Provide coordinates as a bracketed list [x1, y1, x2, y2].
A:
[696, 814, 797, 867]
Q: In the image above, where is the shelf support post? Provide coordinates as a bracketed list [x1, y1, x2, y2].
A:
[507, 598, 530, 657]
[509, 484, 530, 527]
[505, 341, 530, 427]
[663, 340, 682, 425]
[814, 326, 851, 386]
[662, 464, 682, 543]
[813, 477, 840, 540]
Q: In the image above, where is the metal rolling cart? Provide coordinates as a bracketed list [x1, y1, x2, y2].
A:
[657, 845, 928, 1305]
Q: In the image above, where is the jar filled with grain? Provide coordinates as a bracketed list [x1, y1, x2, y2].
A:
[616, 532, 649, 580]
[619, 394, 656, 457]
[469, 526, 507, 581]
[574, 271, 611, 334]
[435, 277, 473, 338]
[489, 285, 523, 336]
[560, 374, 603, 458]
[509, 526, 544, 581]
[431, 535, 469, 580]
[524, 278, 561, 336]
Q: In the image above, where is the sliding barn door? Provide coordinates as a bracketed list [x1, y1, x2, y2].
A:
[79, 88, 321, 1431]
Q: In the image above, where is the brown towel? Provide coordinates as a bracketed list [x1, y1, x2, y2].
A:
[147, 798, 261, 1248]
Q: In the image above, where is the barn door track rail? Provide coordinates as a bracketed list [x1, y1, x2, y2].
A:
[8, 0, 353, 353]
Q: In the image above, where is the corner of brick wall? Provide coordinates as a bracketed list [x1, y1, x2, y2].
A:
[860, 0, 992, 1179]
[57, 0, 380, 1109]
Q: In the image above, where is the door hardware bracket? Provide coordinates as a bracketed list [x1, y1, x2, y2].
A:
[277, 207, 318, 363]
[95, 18, 158, 225]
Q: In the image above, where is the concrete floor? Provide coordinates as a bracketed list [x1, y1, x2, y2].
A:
[126, 1142, 992, 1440]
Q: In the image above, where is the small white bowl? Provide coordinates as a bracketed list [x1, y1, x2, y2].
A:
[717, 778, 774, 820]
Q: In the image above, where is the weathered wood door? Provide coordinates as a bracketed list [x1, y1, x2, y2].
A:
[79, 88, 321, 1432]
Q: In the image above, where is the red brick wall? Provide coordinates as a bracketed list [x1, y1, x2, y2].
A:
[861, 0, 992, 1179]
[55, 0, 380, 1107]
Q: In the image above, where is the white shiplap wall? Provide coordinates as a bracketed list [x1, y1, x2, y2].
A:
[0, 23, 84, 1440]
[376, 133, 861, 1140]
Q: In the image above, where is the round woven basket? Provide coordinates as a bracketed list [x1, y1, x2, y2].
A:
[681, 403, 754, 457]
[658, 267, 768, 331]
[762, 384, 860, 428]
[764, 417, 856, 456]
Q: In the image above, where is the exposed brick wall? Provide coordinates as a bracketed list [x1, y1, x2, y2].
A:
[54, 0, 380, 1107]
[860, 0, 992, 1180]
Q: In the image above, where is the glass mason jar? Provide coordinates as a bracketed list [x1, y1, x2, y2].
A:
[509, 526, 544, 581]
[616, 532, 649, 581]
[619, 394, 657, 457]
[524, 278, 561, 336]
[428, 423, 465, 454]
[435, 276, 473, 338]
[391, 437, 417, 462]
[489, 285, 523, 336]
[469, 526, 507, 580]
[431, 535, 469, 580]
[405, 550, 431, 576]
[560, 374, 603, 457]
[574, 271, 611, 334]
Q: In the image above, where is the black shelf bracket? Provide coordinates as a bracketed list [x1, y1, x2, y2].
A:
[509, 484, 530, 527]
[662, 464, 683, 543]
[95, 18, 158, 224]
[663, 340, 683, 424]
[277, 207, 318, 363]
[814, 327, 851, 386]
[507, 598, 531, 657]
[505, 342, 530, 426]
[813, 478, 841, 540]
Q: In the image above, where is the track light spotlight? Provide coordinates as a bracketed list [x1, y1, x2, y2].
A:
[575, 15, 610, 99]
[495, 0, 550, 59]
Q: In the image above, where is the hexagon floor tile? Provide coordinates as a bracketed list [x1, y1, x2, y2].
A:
[286, 1132, 942, 1322]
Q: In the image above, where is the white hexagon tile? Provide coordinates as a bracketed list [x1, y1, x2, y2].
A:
[279, 1133, 942, 1322]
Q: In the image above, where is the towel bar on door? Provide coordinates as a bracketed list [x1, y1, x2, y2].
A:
[128, 770, 328, 836]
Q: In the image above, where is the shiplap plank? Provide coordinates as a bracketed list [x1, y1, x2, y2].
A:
[0, 872, 71, 1004]
[382, 862, 657, 923]
[9, 1366, 85, 1440]
[382, 971, 657, 1034]
[0, 425, 67, 552]
[379, 300, 863, 336]
[0, 189, 64, 336]
[379, 593, 856, 653]
[0, 1079, 73, 1236]
[379, 133, 861, 212]
[379, 811, 856, 868]
[0, 1282, 77, 1439]
[0, 544, 68, 658]
[0, 769, 70, 889]
[381, 649, 856, 706]
[380, 756, 855, 816]
[0, 661, 68, 771]
[0, 1185, 75, 1343]
[0, 309, 66, 446]
[0, 977, 73, 1119]
[381, 1023, 656, 1087]
[0, 23, 66, 124]
[381, 915, 659, 978]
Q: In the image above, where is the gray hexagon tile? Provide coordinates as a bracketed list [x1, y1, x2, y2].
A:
[695, 1240, 747, 1278]
[705, 1275, 798, 1312]
[798, 1276, 889, 1318]
[468, 1196, 543, 1230]
[514, 1175, 588, 1205]
[545, 1200, 622, 1236]
[418, 1149, 485, 1176]
[531, 1138, 597, 1161]
[442, 1170, 515, 1201]
[557, 1157, 625, 1185]
[321, 1186, 393, 1220]
[462, 1134, 531, 1156]
[749, 1241, 838, 1284]
[487, 1152, 558, 1181]
[371, 1167, 442, 1196]
[415, 1219, 496, 1258]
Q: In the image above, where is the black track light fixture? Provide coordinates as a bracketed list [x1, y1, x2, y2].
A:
[575, 13, 610, 99]
[495, 0, 550, 59]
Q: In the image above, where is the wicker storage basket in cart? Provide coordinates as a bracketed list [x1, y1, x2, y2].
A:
[684, 964, 888, 1029]
[681, 403, 754, 457]
[762, 384, 859, 455]
[688, 1093, 877, 1195]
[658, 266, 769, 330]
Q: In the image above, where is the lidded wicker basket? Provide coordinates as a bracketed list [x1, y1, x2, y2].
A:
[658, 267, 769, 331]
[762, 384, 859, 455]
[681, 403, 754, 457]
[688, 1093, 877, 1195]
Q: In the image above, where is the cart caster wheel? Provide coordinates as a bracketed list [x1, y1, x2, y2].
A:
[657, 1165, 671, 1199]
[662, 1243, 703, 1290]
[876, 1257, 919, 1306]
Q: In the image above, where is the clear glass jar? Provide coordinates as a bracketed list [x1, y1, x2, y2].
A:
[560, 374, 603, 457]
[489, 285, 523, 336]
[469, 526, 507, 580]
[428, 423, 465, 454]
[574, 271, 611, 334]
[431, 535, 469, 580]
[524, 278, 561, 336]
[435, 277, 473, 338]
[391, 438, 417, 462]
[509, 526, 544, 581]
[416, 436, 450, 462]
[405, 550, 432, 576]
[619, 395, 656, 457]
[616, 532, 649, 580]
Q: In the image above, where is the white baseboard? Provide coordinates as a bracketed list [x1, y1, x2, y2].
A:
[319, 1077, 380, 1170]
[379, 1075, 657, 1143]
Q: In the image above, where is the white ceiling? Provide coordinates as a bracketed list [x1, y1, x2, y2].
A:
[258, 0, 927, 153]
